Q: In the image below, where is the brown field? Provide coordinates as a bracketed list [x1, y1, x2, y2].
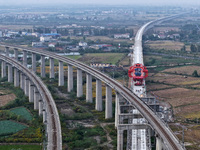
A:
[147, 73, 200, 86]
[162, 65, 200, 76]
[153, 27, 180, 32]
[145, 40, 184, 51]
[146, 83, 173, 91]
[69, 36, 134, 44]
[153, 88, 200, 116]
[0, 25, 33, 30]
[0, 90, 16, 107]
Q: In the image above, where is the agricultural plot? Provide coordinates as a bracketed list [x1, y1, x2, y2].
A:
[162, 65, 200, 76]
[78, 53, 125, 65]
[10, 107, 33, 121]
[0, 120, 27, 136]
[0, 145, 41, 150]
[145, 40, 184, 51]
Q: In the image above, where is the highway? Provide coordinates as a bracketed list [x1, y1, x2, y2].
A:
[0, 43, 184, 150]
[0, 54, 62, 150]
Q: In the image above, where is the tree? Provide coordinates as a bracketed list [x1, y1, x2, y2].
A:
[192, 70, 199, 77]
[191, 44, 197, 52]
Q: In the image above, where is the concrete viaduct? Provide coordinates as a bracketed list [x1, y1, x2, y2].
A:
[0, 53, 62, 150]
[0, 43, 184, 150]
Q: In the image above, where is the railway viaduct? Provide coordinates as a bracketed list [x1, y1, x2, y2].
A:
[0, 43, 184, 150]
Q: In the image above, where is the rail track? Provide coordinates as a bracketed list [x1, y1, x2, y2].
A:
[0, 54, 62, 150]
[0, 43, 183, 149]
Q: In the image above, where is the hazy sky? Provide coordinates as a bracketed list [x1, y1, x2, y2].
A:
[1, 0, 200, 6]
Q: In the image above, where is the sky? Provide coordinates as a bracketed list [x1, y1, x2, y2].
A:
[0, 0, 200, 6]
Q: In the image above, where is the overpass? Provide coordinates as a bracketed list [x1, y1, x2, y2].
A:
[0, 53, 62, 150]
[0, 43, 184, 150]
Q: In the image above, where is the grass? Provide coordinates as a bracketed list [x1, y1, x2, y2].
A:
[0, 145, 41, 150]
[79, 53, 125, 65]
[0, 120, 27, 136]
[10, 107, 33, 121]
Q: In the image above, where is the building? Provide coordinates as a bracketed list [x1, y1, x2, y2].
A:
[0, 31, 2, 37]
[79, 41, 88, 47]
[114, 33, 130, 39]
[48, 43, 56, 48]
[40, 36, 51, 42]
[32, 42, 43, 47]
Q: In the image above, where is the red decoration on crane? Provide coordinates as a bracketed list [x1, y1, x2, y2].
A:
[128, 63, 148, 86]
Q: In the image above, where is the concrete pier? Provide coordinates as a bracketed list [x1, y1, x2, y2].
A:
[34, 87, 39, 110]
[39, 99, 43, 116]
[14, 48, 18, 60]
[25, 77, 29, 96]
[5, 47, 9, 56]
[68, 65, 73, 92]
[117, 130, 123, 150]
[95, 79, 102, 111]
[49, 58, 55, 78]
[1, 61, 6, 78]
[106, 85, 112, 119]
[77, 69, 83, 97]
[86, 74, 93, 103]
[20, 72, 25, 90]
[14, 68, 19, 87]
[8, 64, 13, 83]
[59, 61, 64, 86]
[43, 108, 46, 123]
[32, 53, 36, 72]
[115, 93, 119, 127]
[156, 137, 162, 150]
[41, 55, 45, 77]
[29, 82, 34, 102]
[23, 51, 27, 67]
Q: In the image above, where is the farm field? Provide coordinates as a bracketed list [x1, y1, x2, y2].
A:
[145, 40, 184, 51]
[0, 145, 41, 150]
[10, 107, 33, 121]
[162, 65, 200, 76]
[0, 120, 28, 135]
[78, 53, 126, 65]
[0, 90, 16, 107]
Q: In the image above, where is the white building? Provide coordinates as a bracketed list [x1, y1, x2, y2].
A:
[79, 41, 88, 47]
[40, 36, 51, 42]
[114, 33, 130, 39]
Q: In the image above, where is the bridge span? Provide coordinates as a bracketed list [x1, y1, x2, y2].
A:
[0, 43, 184, 150]
[0, 54, 62, 150]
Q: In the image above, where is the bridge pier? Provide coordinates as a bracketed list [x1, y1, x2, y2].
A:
[25, 77, 29, 96]
[68, 65, 73, 92]
[43, 108, 47, 123]
[14, 68, 19, 87]
[156, 136, 163, 150]
[32, 53, 36, 72]
[5, 47, 9, 56]
[77, 69, 83, 97]
[59, 61, 64, 86]
[29, 82, 34, 102]
[34, 87, 39, 110]
[14, 48, 18, 60]
[115, 93, 119, 127]
[20, 72, 25, 91]
[39, 99, 43, 116]
[41, 55, 45, 77]
[96, 79, 102, 111]
[117, 129, 124, 150]
[23, 50, 27, 67]
[106, 85, 112, 119]
[50, 58, 54, 78]
[1, 61, 6, 78]
[86, 74, 93, 103]
[8, 64, 13, 83]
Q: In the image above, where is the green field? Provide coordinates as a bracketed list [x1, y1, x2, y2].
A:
[10, 107, 33, 121]
[79, 53, 125, 64]
[0, 145, 41, 150]
[0, 120, 27, 136]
